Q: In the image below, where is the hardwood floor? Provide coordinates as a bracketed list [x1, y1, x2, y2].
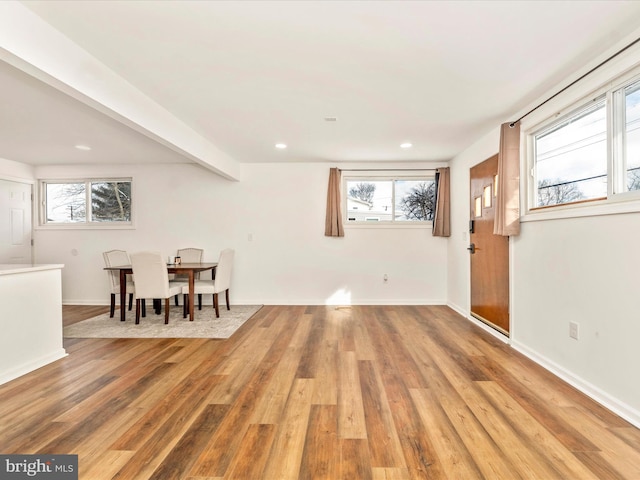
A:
[2, 305, 640, 479]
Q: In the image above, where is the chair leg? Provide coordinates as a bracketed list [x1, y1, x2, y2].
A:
[141, 299, 146, 318]
[174, 294, 179, 306]
[225, 289, 230, 310]
[198, 293, 202, 310]
[128, 293, 134, 311]
[214, 293, 220, 318]
[135, 299, 141, 324]
[110, 293, 115, 318]
[183, 294, 188, 318]
[165, 298, 170, 324]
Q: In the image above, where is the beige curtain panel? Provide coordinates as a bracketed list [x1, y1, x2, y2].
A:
[432, 167, 451, 237]
[325, 167, 345, 237]
[494, 122, 521, 236]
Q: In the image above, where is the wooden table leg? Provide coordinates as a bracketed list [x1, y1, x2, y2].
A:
[119, 269, 127, 322]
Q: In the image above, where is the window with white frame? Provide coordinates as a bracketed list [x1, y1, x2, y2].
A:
[529, 74, 640, 210]
[40, 179, 132, 225]
[618, 80, 640, 192]
[344, 174, 436, 224]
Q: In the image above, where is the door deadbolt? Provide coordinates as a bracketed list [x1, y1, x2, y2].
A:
[467, 243, 476, 254]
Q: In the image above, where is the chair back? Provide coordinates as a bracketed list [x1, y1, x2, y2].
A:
[215, 248, 235, 292]
[103, 250, 131, 294]
[176, 248, 204, 279]
[177, 247, 203, 263]
[130, 251, 171, 299]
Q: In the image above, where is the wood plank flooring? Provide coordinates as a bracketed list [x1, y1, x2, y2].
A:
[1, 305, 640, 479]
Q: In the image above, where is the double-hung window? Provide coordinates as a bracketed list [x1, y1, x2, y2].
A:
[40, 178, 132, 226]
[529, 72, 640, 212]
[344, 174, 436, 225]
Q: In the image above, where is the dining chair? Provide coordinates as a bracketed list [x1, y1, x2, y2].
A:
[103, 250, 135, 318]
[182, 248, 234, 318]
[173, 247, 204, 306]
[130, 251, 188, 324]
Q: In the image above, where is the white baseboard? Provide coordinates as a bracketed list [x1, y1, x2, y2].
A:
[511, 341, 640, 429]
[449, 301, 639, 428]
[0, 349, 67, 386]
[63, 298, 112, 305]
[64, 298, 447, 306]
[235, 298, 448, 306]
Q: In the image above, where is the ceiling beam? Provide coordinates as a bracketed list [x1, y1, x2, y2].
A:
[0, 1, 240, 181]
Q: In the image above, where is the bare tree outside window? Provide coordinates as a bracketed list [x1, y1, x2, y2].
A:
[397, 181, 436, 221]
[628, 167, 640, 191]
[349, 182, 376, 203]
[43, 179, 132, 224]
[537, 179, 584, 206]
[345, 176, 434, 223]
[46, 183, 86, 222]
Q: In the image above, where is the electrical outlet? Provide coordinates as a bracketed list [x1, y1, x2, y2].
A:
[569, 321, 579, 340]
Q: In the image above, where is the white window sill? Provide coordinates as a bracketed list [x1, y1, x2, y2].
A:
[344, 223, 432, 229]
[36, 223, 135, 231]
[522, 195, 640, 222]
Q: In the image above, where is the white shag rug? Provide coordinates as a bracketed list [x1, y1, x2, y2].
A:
[64, 305, 262, 339]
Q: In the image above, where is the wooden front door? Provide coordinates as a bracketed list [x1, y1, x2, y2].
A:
[469, 155, 509, 334]
[0, 179, 33, 263]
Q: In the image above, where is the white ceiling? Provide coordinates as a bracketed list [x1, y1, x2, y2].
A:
[0, 60, 192, 166]
[3, 1, 640, 173]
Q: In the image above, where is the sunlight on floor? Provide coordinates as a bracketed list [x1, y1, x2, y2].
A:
[325, 287, 352, 305]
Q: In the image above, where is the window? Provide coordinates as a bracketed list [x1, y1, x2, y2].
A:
[40, 179, 132, 226]
[621, 80, 640, 192]
[344, 175, 436, 224]
[533, 99, 607, 207]
[529, 74, 640, 211]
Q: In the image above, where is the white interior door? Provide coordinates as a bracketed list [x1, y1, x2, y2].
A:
[0, 179, 33, 264]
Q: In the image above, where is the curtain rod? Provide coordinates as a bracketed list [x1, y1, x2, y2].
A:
[509, 36, 640, 128]
[340, 168, 436, 172]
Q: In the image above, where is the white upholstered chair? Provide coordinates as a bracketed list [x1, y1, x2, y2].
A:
[103, 250, 135, 318]
[173, 247, 204, 306]
[182, 248, 234, 318]
[130, 251, 187, 324]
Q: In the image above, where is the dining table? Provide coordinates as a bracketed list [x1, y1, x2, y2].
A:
[104, 262, 218, 322]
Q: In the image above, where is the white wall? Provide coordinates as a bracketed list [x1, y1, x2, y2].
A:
[0, 157, 35, 183]
[34, 162, 448, 306]
[446, 35, 640, 424]
[512, 214, 640, 422]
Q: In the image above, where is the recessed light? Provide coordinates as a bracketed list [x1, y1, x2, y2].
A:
[74, 144, 92, 151]
[400, 143, 412, 149]
[275, 143, 287, 149]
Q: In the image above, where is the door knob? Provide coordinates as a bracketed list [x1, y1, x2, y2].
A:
[467, 243, 476, 254]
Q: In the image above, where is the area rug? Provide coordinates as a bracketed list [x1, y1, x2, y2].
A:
[64, 305, 262, 339]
